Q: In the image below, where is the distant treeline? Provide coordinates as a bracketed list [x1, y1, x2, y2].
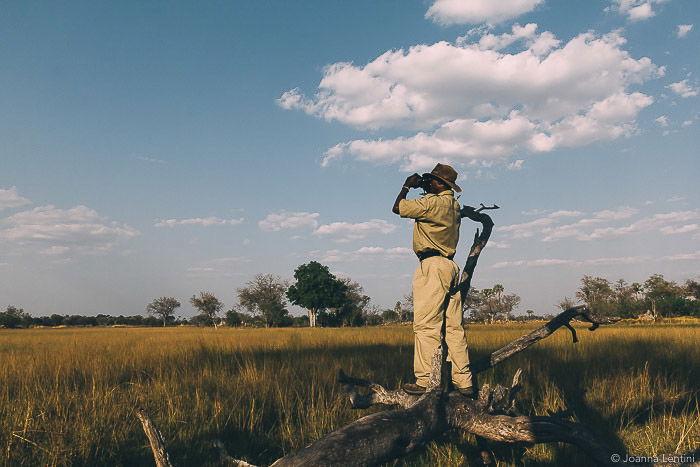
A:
[0, 306, 396, 329]
[3, 268, 698, 329]
[566, 274, 699, 319]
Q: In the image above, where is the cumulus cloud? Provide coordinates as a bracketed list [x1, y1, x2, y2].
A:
[318, 246, 413, 263]
[506, 160, 524, 170]
[426, 0, 544, 25]
[592, 206, 639, 220]
[499, 210, 584, 238]
[492, 255, 650, 268]
[154, 216, 245, 227]
[608, 0, 670, 21]
[543, 210, 699, 241]
[0, 187, 31, 210]
[662, 250, 700, 261]
[659, 224, 698, 235]
[313, 219, 397, 242]
[258, 211, 320, 231]
[281, 28, 660, 171]
[186, 256, 251, 277]
[677, 24, 693, 38]
[0, 205, 139, 255]
[654, 115, 669, 127]
[667, 79, 699, 98]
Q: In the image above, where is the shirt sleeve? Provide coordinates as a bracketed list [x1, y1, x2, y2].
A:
[399, 197, 430, 220]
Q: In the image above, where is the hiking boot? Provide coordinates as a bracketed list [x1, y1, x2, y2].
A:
[457, 386, 477, 398]
[402, 383, 427, 395]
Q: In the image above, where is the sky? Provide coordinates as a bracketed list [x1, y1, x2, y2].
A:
[1, 0, 698, 319]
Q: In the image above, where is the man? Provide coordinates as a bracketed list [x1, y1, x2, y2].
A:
[392, 163, 474, 397]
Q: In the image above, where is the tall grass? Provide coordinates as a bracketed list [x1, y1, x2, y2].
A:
[1, 324, 698, 466]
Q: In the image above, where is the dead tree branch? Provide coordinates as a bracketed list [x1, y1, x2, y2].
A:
[459, 204, 496, 300]
[135, 408, 174, 467]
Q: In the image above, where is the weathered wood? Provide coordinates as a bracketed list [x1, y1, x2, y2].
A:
[470, 304, 620, 374]
[338, 305, 617, 410]
[269, 350, 447, 467]
[135, 408, 174, 467]
[458, 205, 496, 301]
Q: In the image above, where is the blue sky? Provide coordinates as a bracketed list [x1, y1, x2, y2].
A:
[1, 0, 698, 318]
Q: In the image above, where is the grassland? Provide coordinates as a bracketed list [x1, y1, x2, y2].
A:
[1, 322, 698, 466]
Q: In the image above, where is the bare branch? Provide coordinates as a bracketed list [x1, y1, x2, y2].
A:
[135, 408, 174, 467]
[469, 305, 620, 375]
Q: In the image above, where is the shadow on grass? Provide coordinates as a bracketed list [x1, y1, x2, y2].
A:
[132, 335, 697, 467]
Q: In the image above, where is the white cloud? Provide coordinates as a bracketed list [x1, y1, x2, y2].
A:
[609, 0, 670, 22]
[593, 206, 639, 220]
[504, 206, 697, 242]
[677, 24, 693, 38]
[186, 256, 251, 277]
[0, 187, 31, 211]
[313, 219, 397, 242]
[667, 79, 699, 98]
[667, 195, 685, 202]
[258, 211, 320, 231]
[499, 210, 584, 238]
[492, 255, 650, 268]
[506, 159, 524, 170]
[154, 216, 245, 227]
[318, 246, 413, 263]
[662, 250, 700, 261]
[487, 240, 511, 249]
[659, 224, 698, 235]
[681, 119, 694, 127]
[281, 28, 660, 170]
[426, 0, 544, 25]
[135, 156, 166, 164]
[654, 115, 669, 127]
[0, 205, 139, 255]
[577, 210, 700, 240]
[521, 208, 550, 216]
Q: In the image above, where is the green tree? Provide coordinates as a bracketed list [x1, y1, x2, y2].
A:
[326, 279, 371, 327]
[557, 296, 576, 311]
[0, 305, 30, 328]
[576, 275, 615, 316]
[643, 274, 684, 317]
[237, 274, 291, 327]
[685, 280, 700, 300]
[287, 261, 348, 327]
[224, 308, 245, 327]
[190, 292, 223, 326]
[469, 284, 521, 323]
[380, 308, 399, 323]
[146, 297, 181, 327]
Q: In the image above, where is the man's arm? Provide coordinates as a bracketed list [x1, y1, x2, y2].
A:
[392, 174, 422, 215]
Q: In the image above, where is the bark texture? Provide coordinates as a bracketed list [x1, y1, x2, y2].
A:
[135, 408, 174, 467]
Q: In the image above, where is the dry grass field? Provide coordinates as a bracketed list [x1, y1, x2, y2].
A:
[1, 322, 699, 466]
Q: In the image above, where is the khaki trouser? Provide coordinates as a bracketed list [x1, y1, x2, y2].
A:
[412, 256, 473, 389]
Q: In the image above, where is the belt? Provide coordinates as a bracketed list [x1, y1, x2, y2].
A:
[416, 250, 454, 261]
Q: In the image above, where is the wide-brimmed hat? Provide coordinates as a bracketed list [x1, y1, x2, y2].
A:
[422, 163, 461, 192]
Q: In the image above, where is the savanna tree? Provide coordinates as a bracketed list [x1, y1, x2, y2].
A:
[146, 297, 181, 327]
[322, 279, 371, 327]
[286, 261, 348, 327]
[236, 274, 290, 327]
[190, 292, 223, 326]
[469, 284, 521, 323]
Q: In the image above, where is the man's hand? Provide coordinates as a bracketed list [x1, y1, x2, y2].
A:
[404, 173, 422, 189]
[393, 174, 421, 215]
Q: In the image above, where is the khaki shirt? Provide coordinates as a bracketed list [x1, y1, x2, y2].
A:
[399, 190, 460, 258]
